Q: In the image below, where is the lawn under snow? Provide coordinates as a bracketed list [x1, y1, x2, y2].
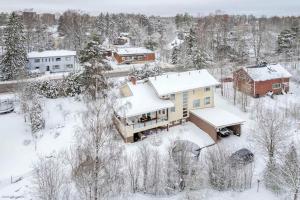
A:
[0, 79, 299, 199]
[0, 95, 86, 198]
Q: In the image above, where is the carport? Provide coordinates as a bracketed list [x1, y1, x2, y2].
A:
[189, 108, 245, 142]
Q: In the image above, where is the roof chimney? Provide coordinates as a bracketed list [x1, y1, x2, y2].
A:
[129, 76, 137, 85]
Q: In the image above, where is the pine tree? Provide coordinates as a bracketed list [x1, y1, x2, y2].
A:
[29, 96, 45, 135]
[0, 12, 27, 81]
[171, 46, 179, 64]
[79, 34, 111, 100]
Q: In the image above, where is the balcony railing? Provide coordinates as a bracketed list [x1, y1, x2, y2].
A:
[132, 118, 167, 130]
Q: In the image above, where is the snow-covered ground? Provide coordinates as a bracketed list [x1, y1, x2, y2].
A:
[0, 95, 86, 198]
[0, 77, 299, 199]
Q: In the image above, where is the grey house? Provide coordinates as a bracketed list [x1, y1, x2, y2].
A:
[27, 50, 77, 73]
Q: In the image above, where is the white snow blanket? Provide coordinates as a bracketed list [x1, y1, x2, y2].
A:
[149, 70, 220, 96]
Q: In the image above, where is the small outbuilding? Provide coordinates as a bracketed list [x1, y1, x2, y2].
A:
[233, 64, 292, 97]
[189, 108, 245, 141]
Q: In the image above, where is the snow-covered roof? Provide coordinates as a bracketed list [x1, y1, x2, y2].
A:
[190, 107, 245, 129]
[244, 64, 292, 81]
[148, 70, 220, 96]
[27, 50, 76, 58]
[117, 81, 174, 118]
[115, 47, 154, 55]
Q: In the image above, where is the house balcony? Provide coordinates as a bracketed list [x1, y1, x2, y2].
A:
[114, 109, 169, 139]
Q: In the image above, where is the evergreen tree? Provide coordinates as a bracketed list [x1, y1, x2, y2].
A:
[171, 46, 180, 64]
[29, 96, 45, 135]
[0, 12, 27, 81]
[79, 34, 111, 100]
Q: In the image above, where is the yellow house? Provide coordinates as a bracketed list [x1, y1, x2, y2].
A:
[114, 69, 221, 143]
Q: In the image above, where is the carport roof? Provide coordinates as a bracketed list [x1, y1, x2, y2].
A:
[190, 108, 245, 129]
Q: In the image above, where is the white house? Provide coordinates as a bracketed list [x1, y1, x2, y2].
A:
[27, 50, 77, 73]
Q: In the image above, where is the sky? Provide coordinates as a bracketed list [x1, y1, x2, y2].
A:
[0, 0, 299, 16]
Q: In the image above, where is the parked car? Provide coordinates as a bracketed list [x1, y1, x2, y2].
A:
[218, 127, 234, 137]
[229, 148, 254, 167]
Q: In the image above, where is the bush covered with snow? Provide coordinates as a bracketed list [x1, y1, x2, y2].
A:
[28, 73, 84, 99]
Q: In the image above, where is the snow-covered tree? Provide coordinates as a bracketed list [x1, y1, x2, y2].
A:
[79, 34, 112, 100]
[29, 96, 45, 135]
[252, 103, 290, 161]
[71, 95, 123, 200]
[0, 12, 27, 81]
[279, 145, 300, 200]
[129, 63, 162, 80]
[32, 154, 69, 200]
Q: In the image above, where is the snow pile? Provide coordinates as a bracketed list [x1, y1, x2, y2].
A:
[149, 70, 220, 96]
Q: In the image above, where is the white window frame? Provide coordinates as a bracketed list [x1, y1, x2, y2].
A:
[193, 99, 200, 108]
[170, 94, 175, 100]
[204, 97, 211, 105]
[53, 65, 60, 69]
[272, 83, 281, 89]
[66, 64, 73, 68]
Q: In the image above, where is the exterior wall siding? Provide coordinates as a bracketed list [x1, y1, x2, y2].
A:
[27, 55, 77, 73]
[116, 84, 216, 143]
[189, 112, 218, 142]
[233, 68, 290, 97]
[113, 52, 156, 64]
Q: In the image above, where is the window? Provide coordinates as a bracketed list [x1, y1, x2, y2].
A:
[121, 57, 125, 61]
[171, 107, 175, 112]
[66, 64, 73, 68]
[193, 99, 200, 108]
[162, 110, 165, 114]
[272, 83, 281, 89]
[65, 57, 71, 61]
[34, 59, 40, 63]
[205, 87, 211, 92]
[138, 56, 144, 61]
[56, 57, 61, 61]
[53, 65, 60, 69]
[35, 66, 40, 69]
[170, 94, 175, 100]
[204, 97, 211, 105]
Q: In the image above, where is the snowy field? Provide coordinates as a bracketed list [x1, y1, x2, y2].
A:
[0, 78, 299, 199]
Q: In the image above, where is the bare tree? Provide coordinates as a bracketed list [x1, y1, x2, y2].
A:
[252, 102, 290, 161]
[71, 93, 121, 200]
[32, 155, 69, 200]
[139, 144, 152, 193]
[127, 153, 140, 193]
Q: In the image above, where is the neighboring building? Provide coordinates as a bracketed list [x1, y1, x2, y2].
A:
[115, 70, 244, 143]
[113, 47, 155, 65]
[233, 64, 292, 97]
[21, 11, 38, 28]
[27, 50, 77, 73]
[40, 13, 56, 26]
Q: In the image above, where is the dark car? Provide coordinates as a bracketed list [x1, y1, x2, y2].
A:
[229, 148, 254, 167]
[218, 127, 234, 137]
